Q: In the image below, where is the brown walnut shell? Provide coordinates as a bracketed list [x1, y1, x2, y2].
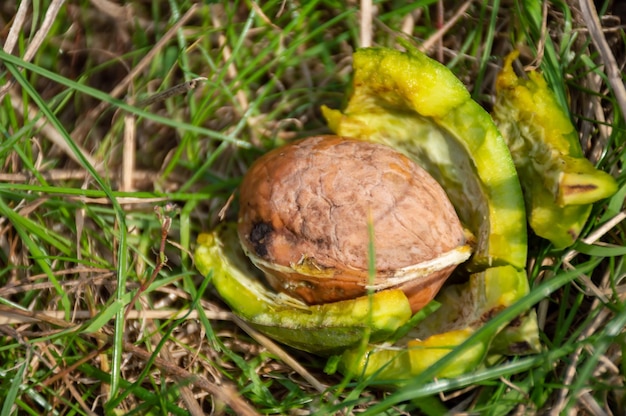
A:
[238, 135, 470, 313]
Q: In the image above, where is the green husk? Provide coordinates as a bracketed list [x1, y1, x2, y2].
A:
[195, 225, 413, 355]
[195, 46, 543, 381]
[492, 50, 618, 248]
[340, 265, 540, 382]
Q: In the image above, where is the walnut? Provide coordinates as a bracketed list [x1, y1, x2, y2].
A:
[238, 135, 470, 312]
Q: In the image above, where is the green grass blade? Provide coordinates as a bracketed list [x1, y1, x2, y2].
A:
[0, 359, 27, 416]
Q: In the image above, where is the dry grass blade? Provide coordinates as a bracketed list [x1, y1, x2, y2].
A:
[0, 168, 164, 184]
[419, 1, 472, 53]
[0, 308, 232, 325]
[360, 0, 373, 47]
[579, 0, 626, 122]
[563, 211, 626, 264]
[20, 0, 66, 62]
[121, 109, 136, 192]
[0, 0, 65, 99]
[1, 0, 29, 54]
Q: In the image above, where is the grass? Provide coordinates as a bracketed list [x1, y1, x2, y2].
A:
[0, 0, 625, 414]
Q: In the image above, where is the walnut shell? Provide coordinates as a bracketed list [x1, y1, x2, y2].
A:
[238, 135, 470, 312]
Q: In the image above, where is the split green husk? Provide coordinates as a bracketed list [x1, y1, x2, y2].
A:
[195, 226, 412, 356]
[492, 50, 618, 249]
[194, 45, 614, 382]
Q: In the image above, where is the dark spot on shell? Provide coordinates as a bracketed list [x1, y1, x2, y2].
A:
[315, 237, 331, 248]
[250, 221, 273, 258]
